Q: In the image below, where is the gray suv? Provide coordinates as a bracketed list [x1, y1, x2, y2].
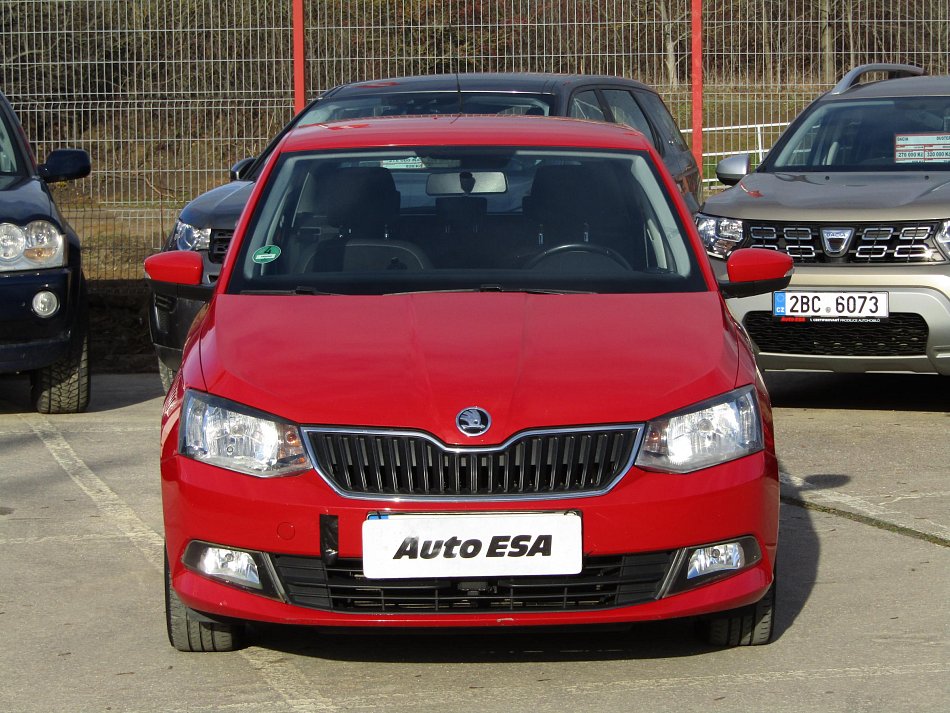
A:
[698, 64, 950, 375]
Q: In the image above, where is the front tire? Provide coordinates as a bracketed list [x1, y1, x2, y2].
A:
[31, 316, 90, 414]
[164, 548, 244, 652]
[697, 573, 776, 647]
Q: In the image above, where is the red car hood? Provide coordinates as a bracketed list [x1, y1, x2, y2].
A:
[195, 292, 740, 446]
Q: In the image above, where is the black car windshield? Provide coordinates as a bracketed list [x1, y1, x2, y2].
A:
[298, 92, 554, 124]
[767, 96, 950, 171]
[227, 147, 704, 296]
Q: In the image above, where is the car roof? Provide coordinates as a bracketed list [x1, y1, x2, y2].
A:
[279, 114, 655, 153]
[822, 74, 950, 101]
[328, 72, 656, 97]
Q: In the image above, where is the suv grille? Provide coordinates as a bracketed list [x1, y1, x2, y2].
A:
[746, 221, 945, 263]
[209, 229, 234, 263]
[306, 427, 640, 498]
[271, 552, 674, 613]
[744, 312, 929, 356]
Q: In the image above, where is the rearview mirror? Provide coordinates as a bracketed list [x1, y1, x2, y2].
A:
[145, 250, 204, 286]
[716, 154, 751, 186]
[426, 171, 508, 195]
[719, 248, 792, 299]
[39, 149, 91, 183]
[230, 157, 256, 181]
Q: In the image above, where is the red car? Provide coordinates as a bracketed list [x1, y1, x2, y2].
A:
[146, 115, 792, 652]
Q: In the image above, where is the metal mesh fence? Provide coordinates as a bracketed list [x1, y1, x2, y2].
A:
[1, 0, 948, 291]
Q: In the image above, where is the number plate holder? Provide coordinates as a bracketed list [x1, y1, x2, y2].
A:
[362, 512, 583, 580]
[773, 291, 889, 322]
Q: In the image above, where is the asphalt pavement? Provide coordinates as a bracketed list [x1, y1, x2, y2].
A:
[0, 371, 947, 713]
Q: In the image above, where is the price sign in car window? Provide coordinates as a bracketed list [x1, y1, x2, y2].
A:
[895, 133, 950, 163]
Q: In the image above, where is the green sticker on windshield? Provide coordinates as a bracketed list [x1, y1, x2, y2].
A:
[252, 245, 281, 264]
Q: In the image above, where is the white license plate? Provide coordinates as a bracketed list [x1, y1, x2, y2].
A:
[362, 512, 582, 579]
[772, 291, 889, 320]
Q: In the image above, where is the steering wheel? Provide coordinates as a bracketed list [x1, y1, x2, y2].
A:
[525, 243, 633, 270]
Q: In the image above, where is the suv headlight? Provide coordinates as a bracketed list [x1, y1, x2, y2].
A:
[695, 213, 744, 259]
[635, 386, 763, 473]
[936, 220, 950, 260]
[180, 391, 310, 477]
[0, 220, 65, 271]
[173, 219, 211, 251]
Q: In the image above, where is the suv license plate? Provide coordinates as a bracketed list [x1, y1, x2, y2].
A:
[362, 512, 582, 579]
[773, 291, 889, 321]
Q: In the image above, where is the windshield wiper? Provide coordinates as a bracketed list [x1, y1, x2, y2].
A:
[477, 284, 594, 294]
[384, 286, 595, 296]
[240, 286, 338, 295]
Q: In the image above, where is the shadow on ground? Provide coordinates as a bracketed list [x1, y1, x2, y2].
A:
[765, 371, 950, 412]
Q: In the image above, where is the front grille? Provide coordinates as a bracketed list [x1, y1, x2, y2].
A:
[271, 552, 674, 613]
[746, 221, 945, 264]
[744, 312, 929, 356]
[209, 229, 234, 263]
[306, 427, 641, 498]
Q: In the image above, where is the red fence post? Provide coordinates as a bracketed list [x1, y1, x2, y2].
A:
[690, 0, 703, 173]
[293, 0, 306, 113]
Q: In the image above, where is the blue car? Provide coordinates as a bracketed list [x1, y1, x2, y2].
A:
[0, 89, 91, 412]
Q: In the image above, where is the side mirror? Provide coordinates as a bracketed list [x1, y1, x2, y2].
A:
[715, 154, 751, 186]
[719, 248, 793, 299]
[145, 250, 204, 286]
[39, 149, 91, 183]
[229, 157, 256, 181]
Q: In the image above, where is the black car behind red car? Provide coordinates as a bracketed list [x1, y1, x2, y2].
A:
[148, 73, 701, 389]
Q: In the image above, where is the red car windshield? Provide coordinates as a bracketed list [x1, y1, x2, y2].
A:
[227, 147, 705, 295]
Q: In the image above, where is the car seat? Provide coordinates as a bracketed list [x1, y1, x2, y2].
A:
[305, 167, 430, 271]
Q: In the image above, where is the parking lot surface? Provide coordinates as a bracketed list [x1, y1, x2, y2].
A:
[1, 372, 948, 713]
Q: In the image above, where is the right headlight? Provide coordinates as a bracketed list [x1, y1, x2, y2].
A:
[180, 390, 310, 478]
[172, 219, 211, 251]
[0, 220, 65, 271]
[695, 212, 744, 259]
[936, 220, 950, 260]
[635, 386, 763, 474]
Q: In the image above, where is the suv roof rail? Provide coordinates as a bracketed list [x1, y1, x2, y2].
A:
[830, 63, 925, 95]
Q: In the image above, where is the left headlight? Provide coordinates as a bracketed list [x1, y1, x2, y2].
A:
[695, 212, 744, 259]
[180, 390, 310, 478]
[635, 386, 763, 474]
[173, 219, 211, 251]
[0, 220, 65, 271]
[936, 220, 950, 260]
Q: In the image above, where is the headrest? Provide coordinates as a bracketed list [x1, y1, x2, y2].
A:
[322, 167, 400, 234]
[524, 164, 620, 228]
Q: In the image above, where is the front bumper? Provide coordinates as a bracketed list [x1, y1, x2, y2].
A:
[162, 450, 779, 628]
[0, 267, 81, 373]
[720, 262, 950, 375]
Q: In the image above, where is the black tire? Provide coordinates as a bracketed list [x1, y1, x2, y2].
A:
[158, 359, 176, 393]
[31, 314, 91, 414]
[697, 574, 776, 647]
[164, 548, 244, 652]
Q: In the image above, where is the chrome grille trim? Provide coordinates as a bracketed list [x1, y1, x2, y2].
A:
[783, 226, 812, 241]
[746, 221, 945, 263]
[303, 424, 643, 501]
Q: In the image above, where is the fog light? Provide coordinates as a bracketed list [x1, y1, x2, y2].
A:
[189, 544, 262, 589]
[32, 290, 60, 318]
[686, 542, 745, 580]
